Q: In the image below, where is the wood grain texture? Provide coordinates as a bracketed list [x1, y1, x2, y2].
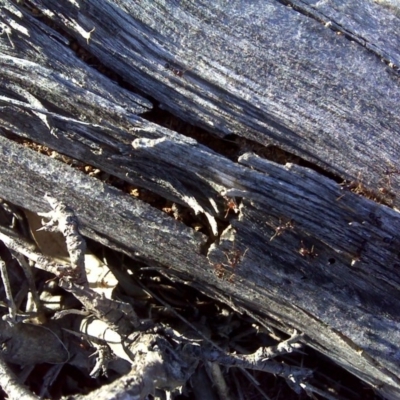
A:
[0, 2, 151, 125]
[1, 1, 400, 398]
[1, 131, 400, 397]
[0, 136, 206, 275]
[26, 0, 400, 206]
[289, 0, 400, 66]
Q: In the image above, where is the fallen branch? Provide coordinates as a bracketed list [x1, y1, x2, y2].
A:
[0, 196, 314, 399]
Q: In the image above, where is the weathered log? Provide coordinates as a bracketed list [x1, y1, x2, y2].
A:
[1, 1, 400, 399]
[14, 0, 400, 205]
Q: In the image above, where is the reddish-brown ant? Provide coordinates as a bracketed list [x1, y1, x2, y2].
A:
[298, 241, 317, 258]
[269, 218, 295, 241]
[223, 246, 248, 269]
[210, 243, 248, 282]
[224, 197, 239, 218]
[213, 263, 227, 279]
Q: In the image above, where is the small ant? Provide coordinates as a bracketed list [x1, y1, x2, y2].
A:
[224, 246, 248, 269]
[224, 197, 239, 218]
[164, 62, 185, 77]
[298, 241, 317, 258]
[351, 239, 367, 266]
[210, 244, 248, 282]
[46, 265, 76, 284]
[224, 246, 248, 283]
[270, 218, 295, 241]
[213, 263, 227, 280]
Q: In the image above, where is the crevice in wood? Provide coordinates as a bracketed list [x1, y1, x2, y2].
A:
[143, 102, 345, 183]
[142, 104, 398, 210]
[142, 103, 241, 162]
[12, 0, 154, 107]
[276, 0, 400, 73]
[2, 131, 214, 236]
[12, 0, 398, 213]
[141, 104, 400, 213]
[7, 2, 346, 186]
[66, 35, 151, 105]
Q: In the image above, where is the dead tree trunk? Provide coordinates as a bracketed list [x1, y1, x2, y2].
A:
[1, 1, 400, 399]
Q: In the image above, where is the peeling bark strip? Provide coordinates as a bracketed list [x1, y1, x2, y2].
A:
[1, 0, 400, 398]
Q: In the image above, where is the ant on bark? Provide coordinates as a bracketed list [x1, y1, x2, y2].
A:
[213, 263, 227, 280]
[223, 196, 239, 218]
[224, 246, 248, 269]
[269, 218, 295, 241]
[164, 62, 184, 77]
[298, 241, 317, 258]
[211, 243, 248, 282]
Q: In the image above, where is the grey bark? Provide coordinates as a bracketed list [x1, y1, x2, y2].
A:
[15, 0, 400, 206]
[1, 0, 400, 399]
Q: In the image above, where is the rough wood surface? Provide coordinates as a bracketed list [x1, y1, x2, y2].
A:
[288, 0, 400, 65]
[21, 0, 400, 207]
[1, 129, 400, 397]
[1, 1, 400, 399]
